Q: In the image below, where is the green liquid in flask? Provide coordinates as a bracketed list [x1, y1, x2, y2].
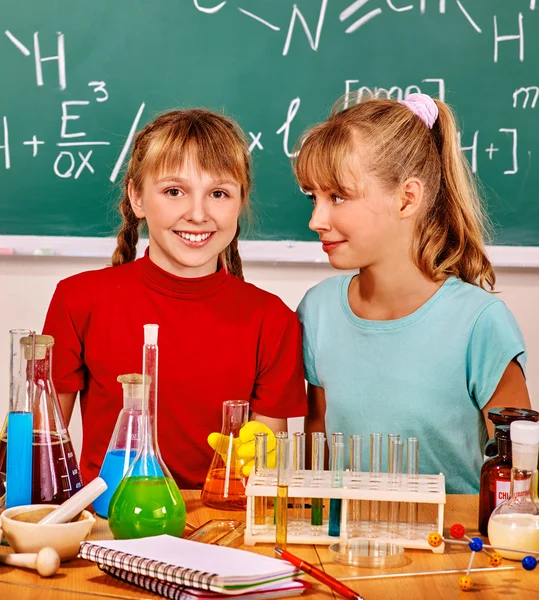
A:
[109, 475, 186, 539]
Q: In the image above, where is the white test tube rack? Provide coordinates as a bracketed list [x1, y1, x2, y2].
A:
[244, 469, 446, 553]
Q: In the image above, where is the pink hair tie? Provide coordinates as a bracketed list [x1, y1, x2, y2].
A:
[399, 93, 439, 129]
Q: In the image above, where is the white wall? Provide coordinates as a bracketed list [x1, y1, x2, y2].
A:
[1, 256, 538, 457]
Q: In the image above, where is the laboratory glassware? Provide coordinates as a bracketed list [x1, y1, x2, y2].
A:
[479, 426, 512, 536]
[201, 400, 250, 510]
[109, 324, 186, 539]
[328, 434, 344, 537]
[488, 421, 539, 559]
[93, 374, 145, 518]
[1, 334, 83, 507]
[3, 330, 34, 508]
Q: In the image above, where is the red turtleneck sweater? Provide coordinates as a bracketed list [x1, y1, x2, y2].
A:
[43, 255, 307, 488]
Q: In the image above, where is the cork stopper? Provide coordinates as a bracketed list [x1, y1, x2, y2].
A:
[21, 335, 54, 360]
[117, 373, 148, 409]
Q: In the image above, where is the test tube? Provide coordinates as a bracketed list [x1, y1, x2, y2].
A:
[311, 432, 325, 534]
[387, 440, 404, 537]
[275, 438, 290, 551]
[254, 432, 268, 527]
[273, 432, 288, 523]
[386, 434, 400, 535]
[6, 330, 35, 509]
[367, 433, 382, 537]
[404, 437, 419, 538]
[349, 435, 363, 534]
[329, 434, 344, 537]
[292, 432, 306, 530]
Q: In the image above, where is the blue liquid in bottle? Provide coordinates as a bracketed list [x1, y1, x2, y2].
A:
[6, 411, 33, 508]
[93, 449, 137, 518]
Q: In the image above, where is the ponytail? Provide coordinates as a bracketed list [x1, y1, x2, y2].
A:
[295, 96, 495, 291]
[413, 100, 495, 290]
[111, 186, 141, 267]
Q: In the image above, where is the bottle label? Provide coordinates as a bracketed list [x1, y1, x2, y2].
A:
[494, 480, 511, 506]
[513, 477, 532, 499]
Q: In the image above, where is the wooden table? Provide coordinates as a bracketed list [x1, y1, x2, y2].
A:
[0, 493, 537, 599]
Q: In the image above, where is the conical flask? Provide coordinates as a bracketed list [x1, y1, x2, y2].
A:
[109, 324, 187, 539]
[92, 374, 146, 519]
[0, 334, 83, 506]
[201, 400, 249, 510]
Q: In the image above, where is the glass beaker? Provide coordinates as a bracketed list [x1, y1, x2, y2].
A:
[108, 325, 186, 540]
[0, 334, 83, 507]
[488, 421, 539, 560]
[201, 400, 249, 510]
[1, 330, 35, 509]
[92, 374, 145, 519]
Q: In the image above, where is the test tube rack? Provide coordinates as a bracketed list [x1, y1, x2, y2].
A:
[244, 469, 446, 552]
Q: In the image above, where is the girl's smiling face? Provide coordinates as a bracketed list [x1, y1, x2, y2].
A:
[306, 150, 411, 272]
[129, 154, 242, 278]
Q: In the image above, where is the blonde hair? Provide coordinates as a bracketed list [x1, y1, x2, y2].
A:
[112, 109, 251, 280]
[293, 97, 495, 290]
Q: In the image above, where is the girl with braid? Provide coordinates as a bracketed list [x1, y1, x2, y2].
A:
[43, 109, 307, 489]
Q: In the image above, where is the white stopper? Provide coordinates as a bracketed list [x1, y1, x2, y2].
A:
[511, 421, 539, 471]
[144, 324, 159, 346]
[0, 547, 60, 577]
[38, 477, 107, 525]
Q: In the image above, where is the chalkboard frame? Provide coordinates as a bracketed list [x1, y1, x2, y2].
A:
[0, 236, 537, 267]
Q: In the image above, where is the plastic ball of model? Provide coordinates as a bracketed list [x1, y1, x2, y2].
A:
[522, 556, 537, 571]
[450, 524, 465, 539]
[428, 532, 443, 548]
[458, 576, 473, 591]
[488, 552, 502, 567]
[468, 537, 483, 552]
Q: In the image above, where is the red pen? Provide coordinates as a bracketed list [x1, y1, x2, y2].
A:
[274, 547, 364, 600]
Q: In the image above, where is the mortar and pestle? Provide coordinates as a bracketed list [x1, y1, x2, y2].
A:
[0, 477, 106, 576]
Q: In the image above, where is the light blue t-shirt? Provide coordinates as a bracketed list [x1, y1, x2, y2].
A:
[297, 275, 527, 494]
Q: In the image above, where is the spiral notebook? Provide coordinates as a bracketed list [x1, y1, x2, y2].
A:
[99, 564, 311, 600]
[80, 535, 300, 595]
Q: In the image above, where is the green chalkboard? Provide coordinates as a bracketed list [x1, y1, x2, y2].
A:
[0, 1, 538, 245]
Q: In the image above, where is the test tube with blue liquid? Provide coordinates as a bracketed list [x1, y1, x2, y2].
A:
[328, 433, 344, 537]
[93, 374, 146, 518]
[6, 330, 35, 508]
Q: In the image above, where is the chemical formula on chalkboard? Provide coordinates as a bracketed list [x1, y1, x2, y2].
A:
[0, 1, 537, 244]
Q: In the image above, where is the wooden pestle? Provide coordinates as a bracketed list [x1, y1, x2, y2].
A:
[0, 547, 60, 577]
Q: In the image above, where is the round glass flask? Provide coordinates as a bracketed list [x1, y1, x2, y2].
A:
[109, 325, 186, 539]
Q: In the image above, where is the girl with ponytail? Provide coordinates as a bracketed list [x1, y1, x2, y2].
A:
[295, 95, 530, 494]
[43, 109, 307, 489]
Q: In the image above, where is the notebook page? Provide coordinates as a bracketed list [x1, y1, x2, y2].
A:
[87, 536, 297, 581]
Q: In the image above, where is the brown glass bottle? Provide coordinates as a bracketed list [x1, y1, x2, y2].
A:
[479, 425, 511, 536]
[484, 407, 539, 460]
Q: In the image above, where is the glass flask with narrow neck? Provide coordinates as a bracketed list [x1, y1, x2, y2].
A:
[109, 324, 186, 539]
[488, 421, 539, 560]
[1, 334, 83, 506]
[92, 374, 146, 519]
[201, 400, 249, 510]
